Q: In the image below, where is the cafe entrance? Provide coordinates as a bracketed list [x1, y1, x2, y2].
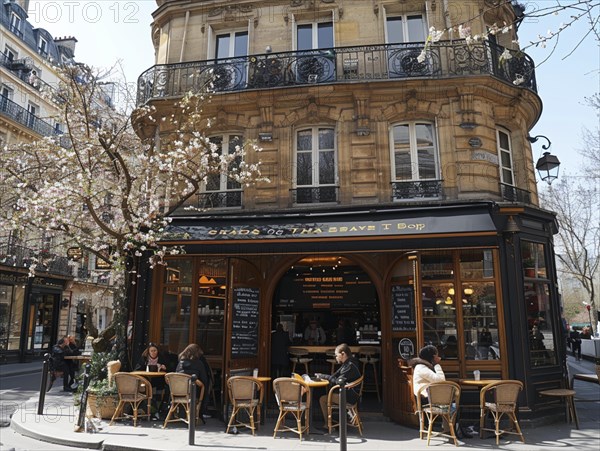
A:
[271, 256, 383, 410]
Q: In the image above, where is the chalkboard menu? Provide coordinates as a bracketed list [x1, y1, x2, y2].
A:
[391, 285, 416, 331]
[232, 287, 260, 358]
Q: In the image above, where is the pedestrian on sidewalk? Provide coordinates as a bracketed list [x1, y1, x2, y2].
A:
[570, 328, 582, 361]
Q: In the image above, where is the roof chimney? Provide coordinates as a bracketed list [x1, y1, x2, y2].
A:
[54, 36, 78, 55]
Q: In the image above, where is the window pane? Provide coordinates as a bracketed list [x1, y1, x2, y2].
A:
[394, 151, 412, 180]
[521, 241, 547, 279]
[500, 151, 512, 168]
[297, 129, 312, 151]
[164, 260, 194, 284]
[525, 281, 556, 367]
[297, 153, 312, 185]
[502, 169, 514, 185]
[387, 17, 404, 43]
[318, 128, 334, 150]
[415, 124, 434, 146]
[233, 32, 248, 57]
[421, 252, 454, 280]
[460, 249, 494, 279]
[297, 24, 312, 50]
[406, 15, 425, 41]
[393, 124, 410, 147]
[461, 282, 499, 360]
[417, 148, 436, 179]
[215, 35, 230, 59]
[317, 22, 333, 48]
[422, 282, 458, 355]
[161, 286, 191, 353]
[319, 150, 335, 184]
[498, 130, 510, 150]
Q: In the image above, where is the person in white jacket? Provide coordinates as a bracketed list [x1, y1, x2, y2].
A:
[409, 345, 446, 398]
[408, 345, 472, 438]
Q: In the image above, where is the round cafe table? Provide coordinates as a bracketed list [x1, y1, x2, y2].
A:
[254, 376, 271, 424]
[293, 374, 329, 433]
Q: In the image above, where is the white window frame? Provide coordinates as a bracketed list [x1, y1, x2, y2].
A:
[384, 13, 427, 43]
[203, 134, 243, 193]
[294, 19, 335, 51]
[38, 37, 48, 55]
[4, 46, 17, 62]
[496, 127, 514, 185]
[390, 121, 439, 182]
[10, 13, 21, 34]
[294, 126, 337, 188]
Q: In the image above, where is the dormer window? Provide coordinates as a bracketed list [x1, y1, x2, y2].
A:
[10, 13, 22, 37]
[38, 37, 48, 56]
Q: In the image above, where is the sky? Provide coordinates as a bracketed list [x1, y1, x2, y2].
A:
[26, 0, 599, 178]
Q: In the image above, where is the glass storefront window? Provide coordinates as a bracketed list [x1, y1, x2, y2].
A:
[521, 241, 547, 279]
[161, 285, 191, 353]
[525, 281, 556, 366]
[461, 282, 499, 360]
[421, 252, 453, 280]
[164, 259, 193, 284]
[422, 282, 458, 358]
[459, 250, 494, 279]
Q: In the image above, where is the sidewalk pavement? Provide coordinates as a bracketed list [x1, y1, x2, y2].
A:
[3, 356, 600, 451]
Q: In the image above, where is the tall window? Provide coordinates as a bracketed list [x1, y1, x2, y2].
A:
[200, 135, 243, 208]
[391, 122, 439, 198]
[9, 13, 21, 36]
[296, 22, 334, 50]
[38, 37, 48, 55]
[214, 30, 248, 90]
[294, 127, 337, 203]
[4, 46, 16, 62]
[0, 86, 13, 112]
[497, 128, 514, 185]
[386, 14, 426, 43]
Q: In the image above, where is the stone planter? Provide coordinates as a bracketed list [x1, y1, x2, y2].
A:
[86, 393, 118, 419]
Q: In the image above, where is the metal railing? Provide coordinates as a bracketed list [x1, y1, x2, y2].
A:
[0, 95, 67, 144]
[391, 180, 443, 200]
[137, 40, 537, 105]
[500, 183, 531, 203]
[0, 243, 72, 277]
[198, 190, 243, 209]
[291, 186, 339, 204]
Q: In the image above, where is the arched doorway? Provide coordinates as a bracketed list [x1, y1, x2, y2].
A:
[270, 255, 383, 412]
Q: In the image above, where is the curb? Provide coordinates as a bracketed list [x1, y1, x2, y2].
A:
[10, 415, 103, 450]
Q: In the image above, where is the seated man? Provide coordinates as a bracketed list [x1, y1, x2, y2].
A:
[315, 343, 361, 429]
[51, 337, 76, 392]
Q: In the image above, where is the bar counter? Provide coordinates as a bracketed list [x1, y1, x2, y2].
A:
[288, 345, 380, 354]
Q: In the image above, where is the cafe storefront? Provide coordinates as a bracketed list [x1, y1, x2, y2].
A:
[132, 201, 566, 425]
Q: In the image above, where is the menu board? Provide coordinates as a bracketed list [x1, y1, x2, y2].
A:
[391, 285, 416, 331]
[231, 287, 260, 358]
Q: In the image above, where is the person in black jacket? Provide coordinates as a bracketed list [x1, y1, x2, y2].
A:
[176, 343, 212, 417]
[271, 323, 291, 378]
[51, 337, 75, 392]
[315, 343, 362, 428]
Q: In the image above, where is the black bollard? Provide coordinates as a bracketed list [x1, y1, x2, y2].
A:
[189, 374, 197, 445]
[38, 353, 51, 415]
[337, 376, 347, 451]
[75, 364, 91, 432]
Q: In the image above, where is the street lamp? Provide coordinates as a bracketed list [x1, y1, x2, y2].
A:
[527, 135, 561, 185]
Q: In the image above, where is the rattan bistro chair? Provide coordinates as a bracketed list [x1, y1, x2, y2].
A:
[225, 376, 263, 435]
[110, 373, 152, 427]
[289, 348, 313, 375]
[163, 373, 205, 428]
[326, 375, 364, 435]
[416, 381, 461, 446]
[480, 380, 525, 444]
[272, 377, 310, 441]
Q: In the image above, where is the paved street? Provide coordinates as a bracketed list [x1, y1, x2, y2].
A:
[0, 356, 598, 451]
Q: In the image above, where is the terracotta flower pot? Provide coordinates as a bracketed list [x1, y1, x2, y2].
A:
[86, 393, 118, 419]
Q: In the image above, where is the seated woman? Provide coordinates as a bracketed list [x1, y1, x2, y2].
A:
[176, 344, 212, 418]
[135, 343, 168, 407]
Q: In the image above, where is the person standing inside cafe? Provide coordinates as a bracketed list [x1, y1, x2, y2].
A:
[304, 319, 326, 345]
[315, 343, 361, 429]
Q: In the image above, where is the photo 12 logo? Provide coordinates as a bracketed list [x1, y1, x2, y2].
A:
[28, 1, 141, 25]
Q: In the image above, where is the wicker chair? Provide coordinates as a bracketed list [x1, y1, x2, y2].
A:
[109, 373, 152, 427]
[289, 348, 313, 375]
[272, 377, 310, 441]
[480, 380, 525, 444]
[326, 375, 364, 435]
[225, 376, 263, 435]
[416, 381, 461, 446]
[163, 372, 205, 428]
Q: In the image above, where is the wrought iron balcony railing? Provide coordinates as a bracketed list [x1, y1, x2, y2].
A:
[0, 243, 72, 277]
[291, 186, 339, 204]
[392, 180, 443, 201]
[198, 190, 243, 209]
[0, 95, 67, 145]
[137, 40, 536, 105]
[500, 183, 531, 203]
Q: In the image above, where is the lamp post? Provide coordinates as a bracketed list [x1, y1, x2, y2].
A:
[527, 135, 561, 185]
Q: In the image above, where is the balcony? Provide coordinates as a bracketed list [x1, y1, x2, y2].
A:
[198, 190, 243, 209]
[0, 95, 66, 143]
[500, 183, 531, 203]
[291, 186, 339, 204]
[392, 180, 443, 201]
[137, 40, 537, 106]
[0, 244, 72, 277]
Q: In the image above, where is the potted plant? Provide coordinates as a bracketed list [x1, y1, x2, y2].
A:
[74, 350, 119, 420]
[523, 258, 536, 277]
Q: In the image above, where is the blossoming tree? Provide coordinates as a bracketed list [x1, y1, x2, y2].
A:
[0, 64, 265, 356]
